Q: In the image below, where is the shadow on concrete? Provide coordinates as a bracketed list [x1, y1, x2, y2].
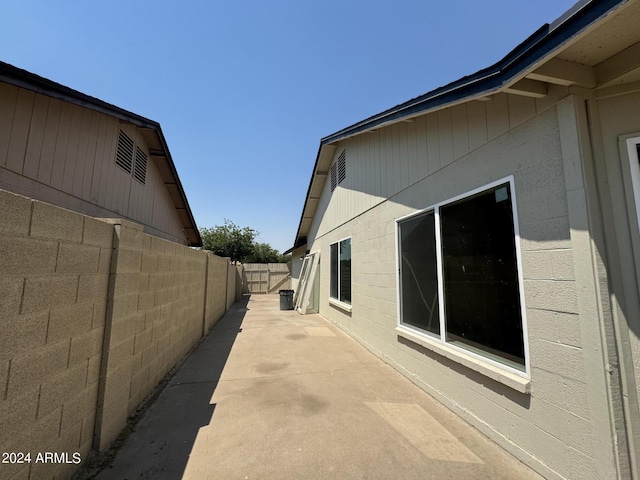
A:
[94, 296, 250, 480]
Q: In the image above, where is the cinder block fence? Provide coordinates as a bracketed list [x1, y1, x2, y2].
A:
[0, 189, 241, 480]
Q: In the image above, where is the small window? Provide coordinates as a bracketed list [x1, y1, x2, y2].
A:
[116, 130, 134, 173]
[330, 237, 351, 305]
[397, 179, 527, 373]
[134, 147, 147, 184]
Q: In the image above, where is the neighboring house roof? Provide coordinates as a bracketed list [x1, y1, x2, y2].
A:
[0, 61, 203, 247]
[287, 0, 634, 254]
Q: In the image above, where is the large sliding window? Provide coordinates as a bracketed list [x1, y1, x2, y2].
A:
[397, 178, 527, 373]
[330, 237, 351, 305]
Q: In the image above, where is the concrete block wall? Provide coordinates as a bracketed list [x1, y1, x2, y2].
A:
[203, 253, 229, 333]
[0, 189, 236, 479]
[0, 190, 112, 480]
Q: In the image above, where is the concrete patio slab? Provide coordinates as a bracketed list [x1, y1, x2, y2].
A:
[95, 295, 543, 480]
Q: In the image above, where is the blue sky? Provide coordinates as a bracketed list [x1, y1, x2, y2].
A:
[1, 0, 577, 252]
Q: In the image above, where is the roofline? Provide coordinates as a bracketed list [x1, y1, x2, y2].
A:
[0, 61, 202, 247]
[291, 0, 627, 247]
[320, 0, 618, 145]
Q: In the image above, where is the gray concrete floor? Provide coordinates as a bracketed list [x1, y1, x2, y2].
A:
[96, 295, 543, 480]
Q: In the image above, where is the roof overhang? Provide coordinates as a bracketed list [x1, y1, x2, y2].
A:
[0, 61, 203, 247]
[291, 0, 637, 249]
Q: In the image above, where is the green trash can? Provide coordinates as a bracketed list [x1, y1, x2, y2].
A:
[279, 289, 294, 310]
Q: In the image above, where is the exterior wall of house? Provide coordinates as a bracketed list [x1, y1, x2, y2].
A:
[0, 83, 188, 244]
[589, 89, 640, 473]
[290, 246, 306, 293]
[304, 91, 615, 479]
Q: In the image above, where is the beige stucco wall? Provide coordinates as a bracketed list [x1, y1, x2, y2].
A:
[304, 95, 611, 479]
[0, 189, 235, 479]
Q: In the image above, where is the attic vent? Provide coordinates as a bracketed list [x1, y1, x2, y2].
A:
[337, 150, 346, 183]
[330, 163, 337, 191]
[116, 130, 134, 173]
[134, 147, 147, 184]
[330, 150, 346, 192]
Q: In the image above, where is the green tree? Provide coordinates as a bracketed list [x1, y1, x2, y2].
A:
[200, 219, 257, 263]
[200, 220, 290, 264]
[244, 242, 281, 263]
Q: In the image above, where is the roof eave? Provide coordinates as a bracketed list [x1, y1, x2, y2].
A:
[290, 0, 628, 249]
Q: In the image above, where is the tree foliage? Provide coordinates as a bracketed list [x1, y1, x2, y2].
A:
[200, 219, 257, 263]
[200, 219, 290, 264]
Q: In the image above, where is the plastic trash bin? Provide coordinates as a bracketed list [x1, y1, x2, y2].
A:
[279, 289, 294, 310]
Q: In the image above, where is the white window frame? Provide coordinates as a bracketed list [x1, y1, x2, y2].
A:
[619, 134, 640, 288]
[329, 236, 352, 312]
[395, 176, 530, 389]
[624, 135, 640, 234]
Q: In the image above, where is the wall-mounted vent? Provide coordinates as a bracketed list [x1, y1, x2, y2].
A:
[330, 150, 346, 192]
[337, 150, 346, 184]
[331, 162, 337, 191]
[115, 130, 134, 173]
[134, 147, 147, 184]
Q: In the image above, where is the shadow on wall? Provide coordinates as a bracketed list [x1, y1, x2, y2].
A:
[94, 296, 250, 480]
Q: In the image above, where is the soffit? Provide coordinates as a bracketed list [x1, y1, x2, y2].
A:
[558, 0, 640, 65]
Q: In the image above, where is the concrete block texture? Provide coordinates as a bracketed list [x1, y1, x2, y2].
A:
[0, 188, 32, 236]
[82, 217, 114, 249]
[6, 339, 70, 400]
[30, 200, 84, 243]
[0, 196, 235, 470]
[0, 276, 23, 318]
[0, 234, 58, 275]
[56, 243, 100, 274]
[21, 275, 79, 314]
[0, 311, 48, 361]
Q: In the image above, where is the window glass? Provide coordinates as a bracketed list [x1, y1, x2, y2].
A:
[339, 238, 351, 304]
[330, 243, 338, 299]
[440, 184, 525, 369]
[397, 181, 526, 371]
[399, 212, 439, 335]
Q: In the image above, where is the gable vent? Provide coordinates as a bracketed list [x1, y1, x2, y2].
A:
[134, 147, 147, 184]
[330, 150, 346, 192]
[115, 130, 134, 173]
[330, 162, 337, 191]
[337, 150, 346, 184]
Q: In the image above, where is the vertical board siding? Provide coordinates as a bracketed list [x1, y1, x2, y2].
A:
[426, 112, 440, 175]
[71, 108, 94, 198]
[23, 94, 49, 180]
[6, 88, 35, 174]
[315, 94, 523, 240]
[509, 95, 536, 130]
[486, 93, 510, 141]
[0, 83, 19, 167]
[451, 104, 470, 161]
[406, 120, 418, 184]
[38, 98, 62, 184]
[82, 111, 101, 201]
[62, 105, 84, 193]
[50, 102, 74, 189]
[467, 101, 488, 151]
[438, 109, 453, 169]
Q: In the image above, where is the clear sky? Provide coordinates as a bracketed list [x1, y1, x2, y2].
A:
[1, 0, 578, 252]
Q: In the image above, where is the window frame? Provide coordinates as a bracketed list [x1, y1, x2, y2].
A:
[329, 236, 352, 311]
[395, 176, 530, 380]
